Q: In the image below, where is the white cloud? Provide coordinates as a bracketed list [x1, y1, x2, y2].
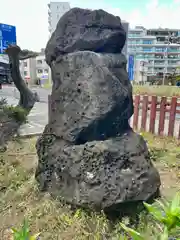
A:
[0, 0, 180, 50]
[70, 0, 180, 29]
[111, 0, 180, 29]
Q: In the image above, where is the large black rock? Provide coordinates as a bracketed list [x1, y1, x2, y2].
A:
[45, 8, 126, 65]
[36, 130, 160, 211]
[35, 8, 161, 214]
[44, 51, 133, 142]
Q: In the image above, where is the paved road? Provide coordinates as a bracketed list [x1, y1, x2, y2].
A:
[0, 85, 51, 103]
[0, 86, 49, 136]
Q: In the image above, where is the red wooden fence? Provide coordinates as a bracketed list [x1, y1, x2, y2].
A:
[131, 95, 180, 139]
[48, 95, 180, 139]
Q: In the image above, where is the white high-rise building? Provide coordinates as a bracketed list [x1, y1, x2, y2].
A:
[48, 2, 70, 36]
[127, 26, 180, 82]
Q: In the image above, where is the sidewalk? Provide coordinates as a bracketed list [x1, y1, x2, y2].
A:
[2, 96, 48, 137]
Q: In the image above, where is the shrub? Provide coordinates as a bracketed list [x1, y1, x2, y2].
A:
[3, 105, 28, 123]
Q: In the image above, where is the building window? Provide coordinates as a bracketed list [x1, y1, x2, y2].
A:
[23, 62, 27, 67]
[44, 69, 49, 73]
[143, 48, 152, 52]
[37, 69, 43, 74]
[155, 48, 166, 52]
[24, 71, 28, 76]
[143, 40, 152, 44]
[37, 60, 43, 64]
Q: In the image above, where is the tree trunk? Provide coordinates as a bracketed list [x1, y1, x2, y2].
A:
[0, 45, 38, 148]
[7, 45, 37, 110]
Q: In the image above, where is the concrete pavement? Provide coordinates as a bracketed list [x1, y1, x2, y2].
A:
[0, 86, 48, 136]
[1, 85, 51, 103]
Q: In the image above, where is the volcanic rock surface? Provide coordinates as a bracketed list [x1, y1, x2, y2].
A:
[35, 7, 161, 213]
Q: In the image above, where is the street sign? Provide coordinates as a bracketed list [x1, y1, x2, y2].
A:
[41, 75, 48, 79]
[128, 55, 134, 81]
[0, 23, 16, 54]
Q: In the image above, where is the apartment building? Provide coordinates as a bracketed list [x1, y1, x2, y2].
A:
[36, 53, 51, 85]
[48, 1, 70, 36]
[127, 26, 180, 82]
[147, 28, 180, 43]
[20, 58, 36, 84]
[20, 49, 51, 85]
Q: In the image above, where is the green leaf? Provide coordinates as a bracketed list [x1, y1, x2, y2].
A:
[159, 227, 169, 240]
[144, 202, 164, 221]
[22, 218, 30, 238]
[155, 199, 169, 213]
[11, 228, 18, 233]
[29, 233, 41, 240]
[170, 192, 180, 215]
[120, 223, 144, 240]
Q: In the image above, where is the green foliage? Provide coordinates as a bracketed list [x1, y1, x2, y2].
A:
[11, 219, 40, 240]
[3, 105, 28, 123]
[120, 192, 180, 240]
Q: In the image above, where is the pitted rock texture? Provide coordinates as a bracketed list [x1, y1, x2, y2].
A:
[36, 7, 161, 212]
[46, 51, 133, 143]
[35, 130, 160, 210]
[45, 8, 126, 65]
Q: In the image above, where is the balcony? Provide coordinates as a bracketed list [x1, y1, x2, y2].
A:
[167, 63, 180, 67]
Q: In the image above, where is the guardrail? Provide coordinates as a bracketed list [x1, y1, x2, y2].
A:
[130, 95, 180, 139]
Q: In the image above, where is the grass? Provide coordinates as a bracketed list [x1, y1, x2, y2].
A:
[0, 134, 179, 239]
[39, 83, 180, 97]
[133, 85, 180, 97]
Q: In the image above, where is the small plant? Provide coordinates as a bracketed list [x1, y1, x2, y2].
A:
[120, 192, 180, 240]
[3, 105, 28, 123]
[11, 219, 40, 240]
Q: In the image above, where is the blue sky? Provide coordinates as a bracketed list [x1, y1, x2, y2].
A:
[0, 0, 180, 51]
